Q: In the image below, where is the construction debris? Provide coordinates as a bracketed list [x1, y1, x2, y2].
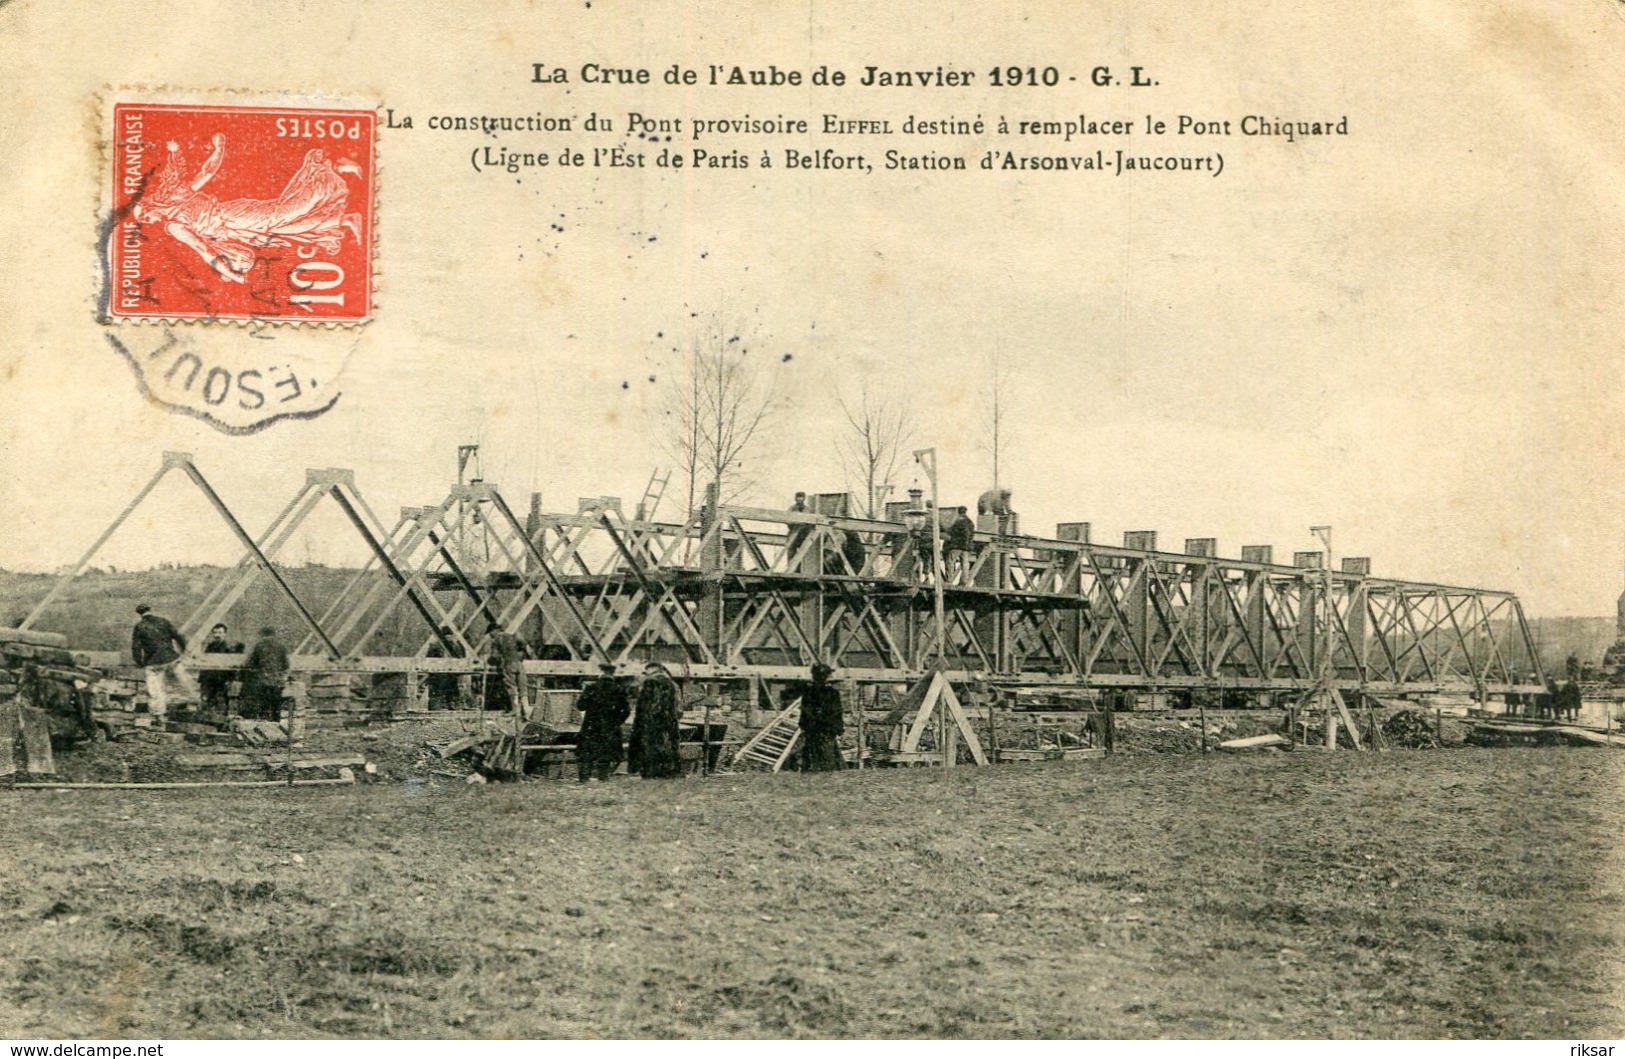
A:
[1466, 721, 1625, 748]
[1217, 733, 1289, 751]
[0, 626, 101, 751]
[0, 700, 56, 776]
[1382, 709, 1441, 749]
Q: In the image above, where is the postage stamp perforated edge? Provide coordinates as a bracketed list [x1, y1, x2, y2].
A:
[97, 86, 382, 329]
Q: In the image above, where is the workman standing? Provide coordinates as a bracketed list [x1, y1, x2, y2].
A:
[130, 603, 198, 721]
[198, 622, 242, 714]
[575, 662, 631, 781]
[629, 661, 683, 778]
[945, 506, 976, 585]
[786, 492, 813, 562]
[797, 663, 846, 772]
[487, 621, 530, 719]
[241, 625, 290, 721]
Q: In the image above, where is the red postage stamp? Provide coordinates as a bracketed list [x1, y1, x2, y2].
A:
[108, 102, 376, 324]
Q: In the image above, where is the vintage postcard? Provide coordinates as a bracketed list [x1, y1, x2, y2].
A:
[1, 0, 1622, 1045]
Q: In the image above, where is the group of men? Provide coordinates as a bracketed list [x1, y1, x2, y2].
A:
[570, 660, 684, 781]
[134, 598, 853, 778]
[567, 660, 847, 782]
[788, 491, 980, 585]
[131, 604, 289, 721]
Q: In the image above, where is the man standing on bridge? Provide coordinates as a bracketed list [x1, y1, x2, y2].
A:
[945, 505, 976, 585]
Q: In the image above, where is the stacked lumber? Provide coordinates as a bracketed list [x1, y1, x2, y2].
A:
[231, 719, 291, 746]
[367, 672, 413, 717]
[0, 627, 80, 696]
[299, 672, 376, 729]
[0, 626, 103, 743]
[307, 672, 361, 708]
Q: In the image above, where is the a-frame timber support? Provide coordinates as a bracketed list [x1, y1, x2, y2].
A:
[891, 668, 988, 767]
[21, 452, 341, 658]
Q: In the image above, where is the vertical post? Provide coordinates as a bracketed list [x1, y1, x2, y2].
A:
[986, 689, 998, 761]
[702, 697, 713, 775]
[1198, 692, 1209, 753]
[851, 678, 864, 769]
[286, 676, 307, 745]
[1311, 525, 1340, 750]
[914, 448, 947, 665]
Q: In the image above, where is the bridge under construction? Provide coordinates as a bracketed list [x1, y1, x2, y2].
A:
[20, 449, 1546, 703]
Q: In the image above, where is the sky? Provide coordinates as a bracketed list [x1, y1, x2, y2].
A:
[2, 0, 1623, 617]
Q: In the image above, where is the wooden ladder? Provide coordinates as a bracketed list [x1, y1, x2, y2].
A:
[721, 699, 801, 772]
[636, 468, 672, 522]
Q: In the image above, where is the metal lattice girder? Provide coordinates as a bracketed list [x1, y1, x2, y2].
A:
[23, 460, 1547, 695]
[499, 501, 1545, 695]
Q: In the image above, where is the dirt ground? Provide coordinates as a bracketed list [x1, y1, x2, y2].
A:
[1, 746, 1621, 1039]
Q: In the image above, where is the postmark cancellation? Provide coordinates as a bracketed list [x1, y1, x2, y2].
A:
[100, 92, 378, 432]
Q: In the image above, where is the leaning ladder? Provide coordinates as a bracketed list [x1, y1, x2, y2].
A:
[721, 699, 801, 772]
[636, 468, 672, 522]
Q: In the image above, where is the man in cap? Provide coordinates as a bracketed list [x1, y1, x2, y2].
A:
[574, 661, 632, 782]
[798, 662, 846, 772]
[130, 603, 198, 721]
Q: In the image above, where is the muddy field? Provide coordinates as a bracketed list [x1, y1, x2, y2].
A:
[1, 747, 1622, 1039]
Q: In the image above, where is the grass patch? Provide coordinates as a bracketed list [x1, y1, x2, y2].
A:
[0, 748, 1621, 1038]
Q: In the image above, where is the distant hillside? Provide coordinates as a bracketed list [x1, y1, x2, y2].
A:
[1527, 616, 1619, 674]
[0, 566, 453, 658]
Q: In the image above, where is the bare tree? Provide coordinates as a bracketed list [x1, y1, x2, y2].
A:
[659, 320, 780, 518]
[837, 383, 915, 518]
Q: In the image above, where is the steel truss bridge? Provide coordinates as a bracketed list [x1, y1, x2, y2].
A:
[22, 453, 1546, 699]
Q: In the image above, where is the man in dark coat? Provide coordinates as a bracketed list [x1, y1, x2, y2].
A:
[198, 623, 242, 714]
[241, 626, 290, 721]
[825, 528, 868, 576]
[945, 506, 976, 585]
[1558, 680, 1584, 723]
[575, 662, 631, 782]
[131, 603, 198, 720]
[798, 663, 846, 772]
[629, 662, 683, 778]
